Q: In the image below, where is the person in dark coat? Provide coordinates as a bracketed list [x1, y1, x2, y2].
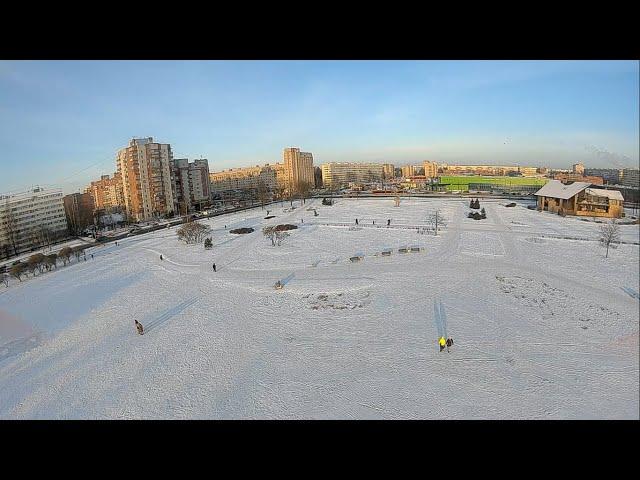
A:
[160, 254, 163, 260]
[387, 219, 391, 226]
[213, 263, 216, 272]
[135, 319, 144, 335]
[446, 337, 454, 353]
[355, 218, 358, 225]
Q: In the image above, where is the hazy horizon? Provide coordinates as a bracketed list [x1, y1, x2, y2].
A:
[1, 60, 638, 195]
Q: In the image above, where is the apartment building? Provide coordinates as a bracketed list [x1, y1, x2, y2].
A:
[553, 173, 604, 185]
[210, 164, 279, 194]
[0, 187, 68, 257]
[621, 168, 639, 188]
[283, 147, 314, 192]
[583, 168, 622, 185]
[116, 137, 175, 221]
[321, 162, 385, 189]
[87, 173, 125, 211]
[423, 161, 438, 178]
[172, 158, 211, 213]
[382, 163, 395, 179]
[63, 192, 95, 235]
[441, 164, 537, 176]
[572, 162, 585, 175]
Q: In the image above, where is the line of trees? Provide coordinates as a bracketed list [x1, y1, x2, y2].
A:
[3, 244, 88, 287]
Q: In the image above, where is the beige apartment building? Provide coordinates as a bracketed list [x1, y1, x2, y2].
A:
[210, 164, 280, 193]
[440, 164, 538, 176]
[401, 165, 423, 178]
[572, 162, 585, 175]
[172, 158, 211, 213]
[116, 138, 175, 221]
[423, 161, 438, 178]
[382, 163, 395, 179]
[283, 147, 314, 192]
[321, 162, 385, 189]
[87, 173, 125, 211]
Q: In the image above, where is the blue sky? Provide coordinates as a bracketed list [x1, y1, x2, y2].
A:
[0, 60, 638, 194]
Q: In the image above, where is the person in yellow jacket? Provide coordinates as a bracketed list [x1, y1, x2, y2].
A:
[439, 336, 446, 352]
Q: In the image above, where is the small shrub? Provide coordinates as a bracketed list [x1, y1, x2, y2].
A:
[274, 224, 298, 231]
[204, 237, 213, 249]
[230, 227, 254, 234]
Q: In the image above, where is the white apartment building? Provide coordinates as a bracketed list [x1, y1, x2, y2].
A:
[321, 162, 385, 188]
[116, 137, 175, 221]
[0, 187, 67, 256]
[172, 158, 211, 213]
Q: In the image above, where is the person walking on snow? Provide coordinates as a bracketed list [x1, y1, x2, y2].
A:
[213, 263, 216, 272]
[135, 319, 144, 335]
[446, 337, 454, 353]
[439, 336, 446, 352]
[160, 254, 163, 260]
[387, 219, 391, 226]
[355, 218, 358, 225]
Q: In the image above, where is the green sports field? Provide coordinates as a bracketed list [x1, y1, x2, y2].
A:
[438, 175, 548, 191]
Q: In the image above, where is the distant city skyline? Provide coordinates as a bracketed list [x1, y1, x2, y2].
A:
[0, 60, 638, 194]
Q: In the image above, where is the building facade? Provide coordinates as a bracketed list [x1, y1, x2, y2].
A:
[572, 162, 585, 175]
[553, 173, 604, 185]
[583, 168, 623, 185]
[210, 164, 279, 194]
[321, 162, 385, 189]
[283, 147, 314, 192]
[0, 187, 68, 257]
[423, 161, 438, 178]
[87, 173, 125, 211]
[63, 192, 95, 235]
[535, 180, 623, 218]
[116, 137, 175, 221]
[382, 163, 395, 179]
[440, 164, 538, 176]
[172, 158, 211, 213]
[621, 168, 639, 188]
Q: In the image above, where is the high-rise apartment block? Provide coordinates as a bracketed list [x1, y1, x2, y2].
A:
[283, 147, 314, 192]
[572, 162, 585, 175]
[0, 187, 67, 257]
[422, 161, 438, 178]
[382, 164, 395, 179]
[172, 158, 211, 213]
[321, 163, 385, 189]
[87, 173, 125, 211]
[116, 138, 175, 221]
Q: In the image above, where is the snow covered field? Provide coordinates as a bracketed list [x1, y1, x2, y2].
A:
[0, 197, 638, 419]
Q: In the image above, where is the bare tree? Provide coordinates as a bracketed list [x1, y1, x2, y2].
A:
[2, 198, 19, 256]
[10, 262, 26, 282]
[176, 222, 211, 244]
[59, 247, 73, 266]
[294, 181, 312, 205]
[263, 225, 277, 246]
[599, 218, 620, 258]
[275, 230, 290, 246]
[28, 253, 45, 274]
[44, 254, 58, 271]
[257, 180, 269, 210]
[426, 210, 447, 236]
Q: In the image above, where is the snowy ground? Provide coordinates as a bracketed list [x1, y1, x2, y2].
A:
[0, 197, 638, 419]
